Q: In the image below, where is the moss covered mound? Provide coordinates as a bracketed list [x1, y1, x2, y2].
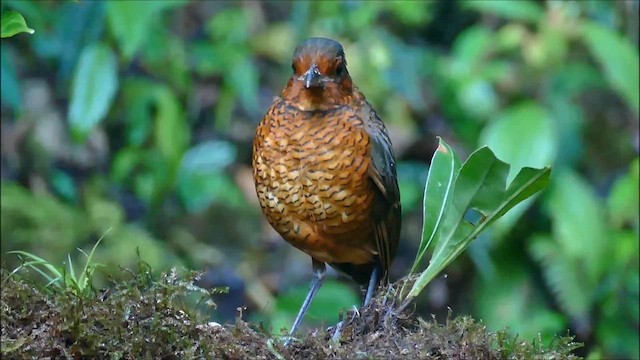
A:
[1, 267, 581, 359]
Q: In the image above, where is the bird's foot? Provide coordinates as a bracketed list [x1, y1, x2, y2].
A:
[283, 335, 296, 347]
[330, 305, 360, 344]
[330, 320, 345, 344]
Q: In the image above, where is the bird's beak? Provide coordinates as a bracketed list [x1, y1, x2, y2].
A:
[304, 63, 323, 88]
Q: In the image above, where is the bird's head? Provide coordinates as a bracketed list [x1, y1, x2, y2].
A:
[283, 37, 357, 111]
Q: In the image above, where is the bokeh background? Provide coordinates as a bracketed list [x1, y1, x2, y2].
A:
[1, 1, 638, 358]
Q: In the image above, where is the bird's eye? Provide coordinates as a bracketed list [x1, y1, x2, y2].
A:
[336, 62, 346, 77]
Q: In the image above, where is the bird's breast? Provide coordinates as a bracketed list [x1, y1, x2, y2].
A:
[253, 105, 377, 263]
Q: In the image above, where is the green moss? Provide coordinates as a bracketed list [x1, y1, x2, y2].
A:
[1, 266, 582, 359]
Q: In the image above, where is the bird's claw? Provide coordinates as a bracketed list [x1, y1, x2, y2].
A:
[330, 320, 345, 344]
[283, 335, 296, 347]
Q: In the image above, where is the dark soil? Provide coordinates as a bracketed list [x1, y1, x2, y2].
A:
[1, 267, 582, 359]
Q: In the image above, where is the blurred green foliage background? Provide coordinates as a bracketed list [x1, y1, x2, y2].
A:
[1, 1, 638, 358]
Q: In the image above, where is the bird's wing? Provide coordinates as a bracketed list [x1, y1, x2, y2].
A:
[362, 104, 402, 280]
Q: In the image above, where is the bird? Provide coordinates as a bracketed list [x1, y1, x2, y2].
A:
[252, 37, 401, 341]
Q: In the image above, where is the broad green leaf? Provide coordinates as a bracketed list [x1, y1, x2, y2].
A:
[106, 0, 187, 61]
[1, 10, 35, 38]
[406, 146, 551, 300]
[479, 102, 557, 236]
[152, 85, 189, 165]
[450, 26, 494, 77]
[410, 138, 461, 274]
[229, 56, 260, 114]
[581, 21, 640, 115]
[178, 173, 245, 213]
[68, 43, 118, 142]
[545, 170, 607, 281]
[607, 158, 639, 229]
[180, 141, 237, 173]
[458, 79, 498, 119]
[177, 141, 243, 213]
[51, 169, 78, 203]
[481, 102, 557, 184]
[463, 0, 544, 23]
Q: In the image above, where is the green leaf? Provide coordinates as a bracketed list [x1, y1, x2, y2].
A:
[458, 79, 498, 118]
[68, 43, 118, 142]
[8, 251, 63, 280]
[106, 0, 187, 60]
[229, 56, 260, 114]
[152, 85, 189, 165]
[581, 21, 640, 115]
[178, 173, 245, 213]
[450, 26, 494, 77]
[51, 169, 78, 203]
[410, 137, 461, 274]
[545, 170, 608, 281]
[607, 158, 639, 229]
[177, 141, 243, 213]
[76, 231, 109, 294]
[479, 102, 557, 236]
[481, 102, 557, 184]
[462, 0, 544, 23]
[1, 10, 35, 38]
[406, 145, 551, 300]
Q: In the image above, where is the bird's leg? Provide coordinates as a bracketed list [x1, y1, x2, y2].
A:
[284, 259, 326, 346]
[332, 266, 382, 343]
[364, 265, 381, 306]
